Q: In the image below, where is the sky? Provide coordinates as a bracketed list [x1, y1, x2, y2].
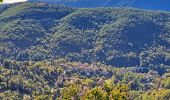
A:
[3, 0, 27, 3]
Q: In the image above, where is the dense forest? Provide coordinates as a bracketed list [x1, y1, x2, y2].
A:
[1, 58, 170, 99]
[0, 2, 170, 99]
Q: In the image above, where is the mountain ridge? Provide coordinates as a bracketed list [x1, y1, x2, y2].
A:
[28, 0, 170, 11]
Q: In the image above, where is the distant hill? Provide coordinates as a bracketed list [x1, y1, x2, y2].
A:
[28, 0, 170, 11]
[0, 2, 170, 72]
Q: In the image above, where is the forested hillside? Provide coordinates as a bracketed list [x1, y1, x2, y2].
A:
[1, 3, 170, 74]
[28, 0, 170, 11]
[1, 2, 170, 99]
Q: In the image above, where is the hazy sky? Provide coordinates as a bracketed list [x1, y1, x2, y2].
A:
[3, 0, 27, 3]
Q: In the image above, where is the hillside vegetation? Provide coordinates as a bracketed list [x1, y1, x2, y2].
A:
[1, 2, 170, 99]
[1, 59, 170, 99]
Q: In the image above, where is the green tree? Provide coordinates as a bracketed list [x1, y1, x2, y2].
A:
[109, 84, 129, 100]
[164, 77, 170, 89]
[83, 86, 108, 100]
[61, 83, 80, 100]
